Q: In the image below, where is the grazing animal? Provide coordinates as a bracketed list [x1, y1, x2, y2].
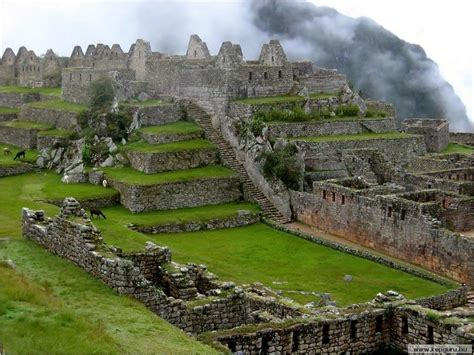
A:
[90, 208, 106, 219]
[13, 150, 25, 160]
[61, 174, 70, 184]
[102, 179, 108, 188]
[3, 147, 12, 155]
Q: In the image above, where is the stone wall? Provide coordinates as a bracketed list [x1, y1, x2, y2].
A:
[295, 134, 426, 165]
[0, 92, 40, 108]
[36, 134, 70, 151]
[415, 286, 468, 311]
[449, 132, 474, 146]
[20, 105, 79, 130]
[290, 186, 474, 285]
[0, 163, 35, 177]
[127, 103, 185, 127]
[109, 176, 242, 212]
[46, 193, 120, 210]
[266, 117, 396, 139]
[403, 119, 450, 153]
[365, 99, 396, 118]
[299, 69, 347, 93]
[408, 154, 474, 173]
[390, 306, 473, 351]
[133, 210, 260, 234]
[215, 310, 389, 354]
[0, 111, 18, 122]
[0, 125, 39, 148]
[21, 200, 304, 335]
[126, 147, 218, 173]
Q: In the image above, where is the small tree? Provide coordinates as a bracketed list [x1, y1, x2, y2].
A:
[89, 76, 115, 111]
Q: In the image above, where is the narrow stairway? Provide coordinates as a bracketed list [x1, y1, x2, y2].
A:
[186, 103, 290, 224]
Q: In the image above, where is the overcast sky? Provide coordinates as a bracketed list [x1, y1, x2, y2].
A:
[0, 0, 472, 124]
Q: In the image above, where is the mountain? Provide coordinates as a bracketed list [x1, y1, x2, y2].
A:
[251, 0, 472, 131]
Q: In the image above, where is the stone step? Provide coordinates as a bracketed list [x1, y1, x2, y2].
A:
[187, 103, 290, 223]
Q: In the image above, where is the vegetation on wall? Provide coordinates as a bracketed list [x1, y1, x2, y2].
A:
[259, 143, 302, 190]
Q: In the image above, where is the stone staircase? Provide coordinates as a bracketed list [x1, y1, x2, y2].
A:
[186, 103, 290, 224]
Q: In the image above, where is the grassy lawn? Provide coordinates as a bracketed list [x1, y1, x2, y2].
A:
[101, 223, 453, 307]
[0, 85, 61, 97]
[0, 119, 53, 130]
[139, 121, 203, 136]
[0, 172, 216, 354]
[442, 142, 474, 154]
[0, 143, 37, 166]
[0, 107, 20, 114]
[122, 99, 169, 107]
[101, 165, 235, 185]
[123, 139, 215, 153]
[37, 129, 75, 138]
[291, 132, 415, 142]
[233, 93, 337, 105]
[28, 100, 86, 113]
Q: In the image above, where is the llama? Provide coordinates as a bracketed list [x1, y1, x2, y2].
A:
[102, 179, 108, 188]
[61, 174, 70, 184]
[3, 147, 12, 155]
[90, 208, 106, 219]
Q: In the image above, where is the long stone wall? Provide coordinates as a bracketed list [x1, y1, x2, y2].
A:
[109, 176, 242, 212]
[0, 92, 40, 108]
[126, 147, 218, 173]
[20, 105, 79, 130]
[0, 111, 18, 122]
[0, 163, 35, 177]
[290, 187, 474, 285]
[21, 199, 303, 335]
[133, 211, 260, 234]
[449, 132, 474, 146]
[295, 134, 426, 165]
[127, 103, 185, 127]
[0, 125, 39, 148]
[266, 117, 396, 139]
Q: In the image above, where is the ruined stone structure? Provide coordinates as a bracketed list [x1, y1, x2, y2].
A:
[22, 199, 473, 353]
[1, 34, 473, 353]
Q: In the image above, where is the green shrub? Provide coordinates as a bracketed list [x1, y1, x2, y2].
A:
[335, 104, 359, 117]
[249, 116, 266, 136]
[88, 77, 115, 111]
[260, 143, 302, 190]
[365, 109, 387, 118]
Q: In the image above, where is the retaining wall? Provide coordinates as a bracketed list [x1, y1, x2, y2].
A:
[20, 105, 79, 130]
[126, 147, 218, 173]
[108, 176, 242, 212]
[0, 125, 39, 148]
[266, 117, 396, 139]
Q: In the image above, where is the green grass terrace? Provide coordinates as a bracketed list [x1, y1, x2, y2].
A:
[138, 121, 203, 136]
[442, 142, 474, 155]
[122, 139, 215, 154]
[0, 173, 216, 354]
[0, 85, 61, 97]
[290, 132, 416, 143]
[232, 93, 338, 105]
[0, 119, 53, 130]
[101, 165, 235, 185]
[27, 99, 86, 113]
[0, 107, 20, 114]
[0, 143, 37, 166]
